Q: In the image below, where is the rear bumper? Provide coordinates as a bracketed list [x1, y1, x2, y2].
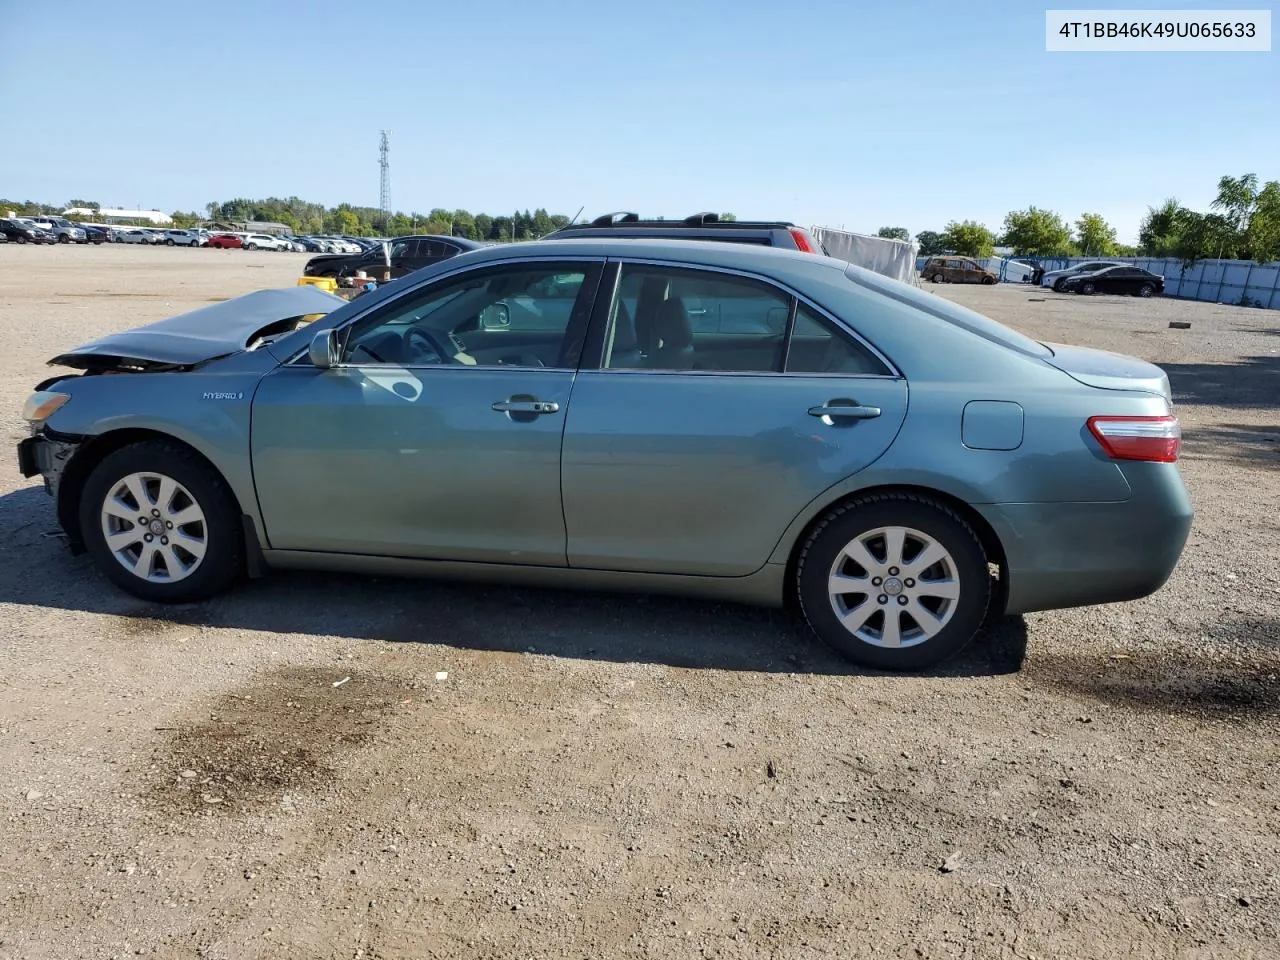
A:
[977, 464, 1193, 615]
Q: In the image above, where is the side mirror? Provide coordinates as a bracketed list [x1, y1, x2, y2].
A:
[308, 328, 339, 369]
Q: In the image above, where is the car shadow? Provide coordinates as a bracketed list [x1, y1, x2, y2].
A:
[1160, 354, 1280, 408]
[0, 485, 1026, 678]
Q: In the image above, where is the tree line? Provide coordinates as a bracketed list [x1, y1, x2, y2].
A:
[879, 172, 1280, 265]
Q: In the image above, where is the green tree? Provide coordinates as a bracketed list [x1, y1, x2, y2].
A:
[1138, 198, 1186, 257]
[876, 226, 910, 242]
[1246, 181, 1280, 263]
[719, 213, 737, 222]
[1000, 206, 1071, 255]
[941, 220, 995, 258]
[1074, 212, 1117, 256]
[914, 230, 945, 256]
[67, 199, 99, 211]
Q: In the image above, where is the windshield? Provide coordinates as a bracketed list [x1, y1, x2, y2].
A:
[844, 263, 1051, 358]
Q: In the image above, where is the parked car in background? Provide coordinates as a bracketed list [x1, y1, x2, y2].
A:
[206, 233, 244, 249]
[243, 234, 285, 251]
[920, 256, 998, 284]
[545, 211, 828, 253]
[17, 240, 1192, 672]
[28, 216, 88, 244]
[0, 218, 55, 244]
[1060, 265, 1165, 297]
[277, 237, 305, 253]
[1041, 260, 1127, 292]
[162, 229, 202, 246]
[301, 234, 483, 279]
[114, 229, 151, 244]
[78, 224, 111, 244]
[291, 236, 328, 253]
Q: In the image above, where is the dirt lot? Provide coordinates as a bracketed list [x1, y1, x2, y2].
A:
[0, 244, 1277, 960]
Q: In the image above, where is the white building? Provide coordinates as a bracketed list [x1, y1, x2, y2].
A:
[63, 207, 173, 225]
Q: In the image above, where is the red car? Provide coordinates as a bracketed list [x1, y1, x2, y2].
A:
[207, 233, 243, 249]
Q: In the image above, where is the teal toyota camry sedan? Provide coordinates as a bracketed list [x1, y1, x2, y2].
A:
[17, 239, 1192, 670]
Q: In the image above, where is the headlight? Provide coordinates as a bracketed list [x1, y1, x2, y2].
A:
[22, 391, 71, 423]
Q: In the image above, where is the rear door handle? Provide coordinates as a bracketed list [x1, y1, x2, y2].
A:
[491, 399, 560, 415]
[808, 401, 882, 421]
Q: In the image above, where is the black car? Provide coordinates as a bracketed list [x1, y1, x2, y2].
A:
[544, 211, 829, 254]
[0, 218, 55, 244]
[1060, 265, 1165, 297]
[78, 224, 111, 244]
[302, 234, 484, 280]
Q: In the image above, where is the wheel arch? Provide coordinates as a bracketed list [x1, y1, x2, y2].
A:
[779, 483, 1009, 615]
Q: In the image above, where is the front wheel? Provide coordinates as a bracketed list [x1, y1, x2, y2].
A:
[981, 275, 995, 285]
[1138, 283, 1155, 297]
[58, 234, 70, 244]
[795, 495, 990, 671]
[929, 273, 943, 283]
[80, 440, 245, 603]
[1053, 278, 1068, 292]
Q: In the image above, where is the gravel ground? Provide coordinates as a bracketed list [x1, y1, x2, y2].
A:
[0, 245, 1277, 960]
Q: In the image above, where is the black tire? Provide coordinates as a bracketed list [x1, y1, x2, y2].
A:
[1138, 283, 1154, 297]
[929, 273, 943, 283]
[795, 494, 990, 671]
[16, 236, 27, 245]
[981, 275, 995, 285]
[165, 238, 175, 246]
[58, 234, 70, 244]
[1053, 278, 1068, 292]
[79, 440, 245, 604]
[245, 243, 257, 250]
[1080, 282, 1096, 295]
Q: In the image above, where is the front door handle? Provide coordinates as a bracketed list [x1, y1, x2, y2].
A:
[492, 399, 560, 415]
[808, 401, 882, 421]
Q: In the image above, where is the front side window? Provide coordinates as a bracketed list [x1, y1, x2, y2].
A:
[339, 262, 598, 369]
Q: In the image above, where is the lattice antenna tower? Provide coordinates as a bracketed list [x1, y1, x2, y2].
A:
[378, 130, 391, 217]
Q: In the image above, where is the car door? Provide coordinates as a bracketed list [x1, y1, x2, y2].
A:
[560, 260, 908, 576]
[1096, 267, 1125, 293]
[250, 257, 605, 564]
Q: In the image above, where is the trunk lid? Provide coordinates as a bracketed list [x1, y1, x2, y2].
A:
[1042, 342, 1172, 401]
[48, 286, 345, 372]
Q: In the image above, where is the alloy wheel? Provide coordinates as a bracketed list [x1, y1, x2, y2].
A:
[100, 472, 208, 583]
[826, 525, 960, 649]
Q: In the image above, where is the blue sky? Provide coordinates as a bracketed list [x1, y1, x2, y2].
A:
[1, 0, 1275, 243]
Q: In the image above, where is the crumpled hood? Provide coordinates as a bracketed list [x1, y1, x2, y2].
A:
[48, 286, 345, 372]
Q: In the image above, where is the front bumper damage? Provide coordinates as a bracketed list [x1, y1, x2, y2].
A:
[17, 430, 81, 499]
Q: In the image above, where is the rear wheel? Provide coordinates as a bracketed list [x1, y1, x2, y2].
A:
[80, 440, 244, 604]
[165, 238, 175, 246]
[246, 242, 257, 250]
[1080, 281, 1096, 295]
[796, 494, 990, 671]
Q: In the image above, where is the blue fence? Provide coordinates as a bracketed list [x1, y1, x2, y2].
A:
[915, 254, 1280, 309]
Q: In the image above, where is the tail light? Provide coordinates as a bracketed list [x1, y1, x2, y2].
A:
[1087, 415, 1181, 463]
[788, 227, 821, 254]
